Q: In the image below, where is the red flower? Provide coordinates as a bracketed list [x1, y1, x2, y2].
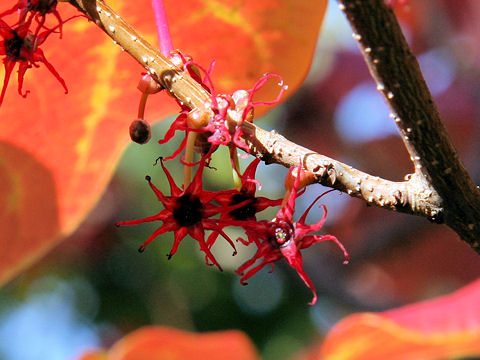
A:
[235, 163, 349, 305]
[0, 16, 67, 105]
[1, 0, 63, 37]
[156, 53, 287, 159]
[207, 158, 282, 248]
[186, 72, 288, 154]
[115, 156, 249, 271]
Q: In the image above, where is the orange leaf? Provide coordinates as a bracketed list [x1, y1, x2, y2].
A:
[78, 351, 108, 360]
[304, 279, 480, 360]
[0, 1, 175, 286]
[164, 0, 328, 110]
[0, 0, 326, 286]
[78, 326, 259, 360]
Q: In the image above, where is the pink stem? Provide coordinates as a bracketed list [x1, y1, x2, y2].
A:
[151, 0, 173, 56]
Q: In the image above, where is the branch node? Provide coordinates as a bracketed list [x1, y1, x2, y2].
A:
[327, 168, 337, 185]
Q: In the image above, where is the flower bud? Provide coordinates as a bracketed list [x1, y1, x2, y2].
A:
[137, 73, 162, 94]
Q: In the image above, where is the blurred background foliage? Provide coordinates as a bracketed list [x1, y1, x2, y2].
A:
[1, 0, 480, 359]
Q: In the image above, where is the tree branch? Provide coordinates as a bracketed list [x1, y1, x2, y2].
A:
[242, 122, 442, 218]
[337, 0, 480, 250]
[68, 0, 480, 252]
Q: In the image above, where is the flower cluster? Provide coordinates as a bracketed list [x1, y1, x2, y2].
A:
[0, 0, 76, 105]
[0, 0, 348, 304]
[119, 52, 349, 304]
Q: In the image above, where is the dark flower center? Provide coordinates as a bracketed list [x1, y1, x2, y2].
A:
[173, 194, 203, 227]
[229, 193, 258, 220]
[28, 0, 57, 15]
[5, 31, 24, 59]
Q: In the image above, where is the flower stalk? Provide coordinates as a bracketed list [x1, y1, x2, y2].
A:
[150, 0, 173, 57]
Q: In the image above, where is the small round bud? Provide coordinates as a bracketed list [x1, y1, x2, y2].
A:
[187, 107, 212, 128]
[169, 50, 193, 67]
[232, 89, 249, 109]
[137, 74, 162, 94]
[129, 119, 151, 144]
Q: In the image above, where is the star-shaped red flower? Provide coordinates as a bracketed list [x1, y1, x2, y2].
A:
[115, 156, 248, 271]
[0, 16, 67, 105]
[1, 0, 63, 37]
[235, 162, 349, 305]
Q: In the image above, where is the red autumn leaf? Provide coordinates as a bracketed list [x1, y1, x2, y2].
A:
[298, 279, 480, 360]
[78, 326, 259, 360]
[0, 0, 327, 286]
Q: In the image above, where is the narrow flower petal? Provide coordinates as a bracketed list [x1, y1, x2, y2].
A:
[158, 157, 182, 197]
[168, 226, 188, 259]
[137, 222, 173, 253]
[0, 60, 15, 105]
[144, 175, 169, 205]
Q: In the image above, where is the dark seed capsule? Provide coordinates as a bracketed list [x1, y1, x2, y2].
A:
[194, 132, 212, 155]
[129, 119, 151, 144]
